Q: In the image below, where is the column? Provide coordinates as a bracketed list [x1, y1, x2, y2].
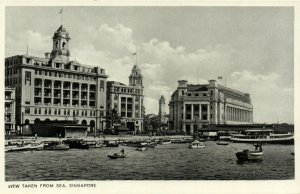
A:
[118, 95, 121, 114]
[183, 103, 186, 121]
[41, 79, 44, 104]
[199, 103, 202, 121]
[79, 83, 82, 107]
[191, 104, 194, 120]
[139, 96, 142, 118]
[206, 104, 210, 121]
[234, 108, 236, 121]
[132, 96, 136, 118]
[70, 82, 73, 106]
[125, 97, 127, 118]
[60, 81, 64, 105]
[87, 84, 90, 107]
[51, 80, 54, 105]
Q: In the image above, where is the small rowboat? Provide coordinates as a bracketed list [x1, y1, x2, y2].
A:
[137, 147, 146, 151]
[189, 140, 205, 149]
[236, 144, 263, 162]
[108, 153, 126, 159]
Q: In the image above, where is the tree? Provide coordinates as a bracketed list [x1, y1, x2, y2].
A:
[104, 108, 122, 133]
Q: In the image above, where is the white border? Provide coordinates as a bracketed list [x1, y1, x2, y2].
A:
[0, 1, 299, 194]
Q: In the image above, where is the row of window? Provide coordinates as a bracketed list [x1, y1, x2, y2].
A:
[34, 70, 97, 81]
[5, 57, 22, 67]
[25, 107, 101, 117]
[186, 93, 208, 97]
[113, 87, 142, 94]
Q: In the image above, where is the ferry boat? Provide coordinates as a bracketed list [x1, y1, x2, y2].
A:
[189, 140, 205, 149]
[230, 129, 293, 144]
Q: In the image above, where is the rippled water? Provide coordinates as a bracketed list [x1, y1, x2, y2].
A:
[5, 142, 294, 180]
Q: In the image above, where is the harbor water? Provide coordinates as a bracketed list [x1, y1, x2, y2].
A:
[5, 141, 294, 180]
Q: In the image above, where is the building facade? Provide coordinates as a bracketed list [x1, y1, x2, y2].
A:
[5, 87, 16, 134]
[106, 65, 144, 133]
[169, 80, 253, 135]
[5, 25, 108, 133]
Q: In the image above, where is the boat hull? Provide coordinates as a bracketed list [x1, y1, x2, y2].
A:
[236, 151, 263, 161]
[231, 136, 294, 144]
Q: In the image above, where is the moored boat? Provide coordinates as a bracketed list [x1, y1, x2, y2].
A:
[5, 142, 44, 152]
[189, 140, 205, 149]
[62, 139, 89, 149]
[159, 139, 172, 145]
[85, 140, 102, 148]
[231, 129, 293, 144]
[235, 144, 263, 162]
[104, 140, 119, 147]
[44, 141, 69, 150]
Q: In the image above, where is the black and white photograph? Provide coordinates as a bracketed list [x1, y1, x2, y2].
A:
[1, 2, 299, 194]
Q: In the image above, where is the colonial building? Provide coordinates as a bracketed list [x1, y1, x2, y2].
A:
[5, 25, 108, 133]
[106, 65, 144, 133]
[5, 87, 16, 134]
[169, 80, 253, 135]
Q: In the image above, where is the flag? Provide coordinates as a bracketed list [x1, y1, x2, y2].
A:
[133, 52, 137, 55]
[58, 8, 63, 14]
[218, 76, 223, 79]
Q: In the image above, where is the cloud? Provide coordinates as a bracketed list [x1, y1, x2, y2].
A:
[6, 30, 51, 57]
[229, 70, 293, 123]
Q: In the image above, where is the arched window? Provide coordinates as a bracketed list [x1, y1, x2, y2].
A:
[62, 42, 66, 48]
[82, 120, 87, 125]
[25, 119, 30, 125]
[56, 41, 59, 48]
[34, 118, 41, 124]
[45, 118, 50, 122]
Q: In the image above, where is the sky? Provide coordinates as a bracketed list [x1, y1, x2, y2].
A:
[5, 6, 294, 124]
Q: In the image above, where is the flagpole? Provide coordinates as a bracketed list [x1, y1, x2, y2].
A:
[136, 49, 138, 65]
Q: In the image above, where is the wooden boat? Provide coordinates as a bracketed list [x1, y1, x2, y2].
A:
[108, 153, 126, 159]
[104, 140, 119, 147]
[189, 140, 205, 149]
[137, 147, 146, 151]
[160, 139, 172, 145]
[216, 141, 229, 145]
[30, 142, 44, 151]
[62, 139, 89, 149]
[5, 144, 32, 152]
[231, 129, 294, 144]
[236, 144, 263, 162]
[85, 140, 102, 148]
[5, 142, 44, 152]
[44, 141, 69, 150]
